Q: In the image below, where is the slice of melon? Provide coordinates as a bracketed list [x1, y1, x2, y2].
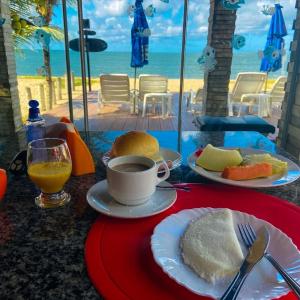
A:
[196, 144, 243, 172]
[243, 154, 288, 175]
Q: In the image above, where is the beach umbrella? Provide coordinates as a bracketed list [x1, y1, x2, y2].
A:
[260, 3, 287, 91]
[130, 0, 150, 92]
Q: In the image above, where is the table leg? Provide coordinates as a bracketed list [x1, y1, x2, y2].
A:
[162, 96, 166, 118]
[142, 96, 147, 117]
[258, 95, 269, 117]
[238, 101, 243, 116]
[258, 95, 262, 117]
[133, 95, 136, 114]
[228, 101, 234, 117]
[267, 96, 272, 117]
[186, 92, 191, 111]
[152, 98, 156, 114]
[168, 95, 172, 116]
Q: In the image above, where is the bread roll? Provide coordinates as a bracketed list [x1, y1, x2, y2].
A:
[111, 131, 160, 160]
[181, 209, 244, 283]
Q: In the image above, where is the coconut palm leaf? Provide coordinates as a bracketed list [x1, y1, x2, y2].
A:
[40, 26, 64, 41]
[10, 0, 35, 20]
[12, 29, 36, 49]
[56, 0, 77, 8]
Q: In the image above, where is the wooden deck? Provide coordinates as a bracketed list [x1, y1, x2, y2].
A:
[43, 91, 198, 131]
[42, 91, 281, 133]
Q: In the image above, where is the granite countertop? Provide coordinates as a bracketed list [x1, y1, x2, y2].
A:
[0, 131, 299, 299]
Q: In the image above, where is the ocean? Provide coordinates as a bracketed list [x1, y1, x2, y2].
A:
[16, 49, 287, 79]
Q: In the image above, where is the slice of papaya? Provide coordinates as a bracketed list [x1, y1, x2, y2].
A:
[222, 163, 272, 181]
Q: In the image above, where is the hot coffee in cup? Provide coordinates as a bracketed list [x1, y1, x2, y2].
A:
[107, 155, 170, 205]
[112, 163, 149, 172]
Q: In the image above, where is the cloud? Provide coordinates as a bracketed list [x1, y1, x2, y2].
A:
[188, 0, 209, 36]
[89, 0, 129, 18]
[149, 17, 182, 38]
[165, 25, 182, 36]
[91, 18, 130, 43]
[69, 15, 78, 28]
[236, 0, 296, 34]
[143, 0, 170, 12]
[59, 0, 297, 52]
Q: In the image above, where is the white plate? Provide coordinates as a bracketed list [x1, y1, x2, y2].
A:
[102, 148, 182, 173]
[86, 180, 177, 219]
[188, 148, 300, 188]
[151, 208, 300, 299]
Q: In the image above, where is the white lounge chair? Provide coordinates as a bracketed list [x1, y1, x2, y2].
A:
[268, 76, 287, 109]
[98, 74, 134, 113]
[186, 88, 203, 113]
[138, 75, 172, 118]
[239, 76, 287, 117]
[228, 72, 267, 116]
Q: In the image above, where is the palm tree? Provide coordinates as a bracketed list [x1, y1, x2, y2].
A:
[10, 0, 64, 109]
[35, 0, 59, 109]
[203, 1, 237, 116]
[10, 0, 37, 49]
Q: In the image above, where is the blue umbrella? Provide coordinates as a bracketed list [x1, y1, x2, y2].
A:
[260, 3, 287, 90]
[131, 0, 150, 92]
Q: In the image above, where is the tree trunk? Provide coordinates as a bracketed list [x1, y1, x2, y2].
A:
[277, 0, 300, 157]
[41, 1, 54, 110]
[43, 47, 53, 110]
[0, 0, 23, 135]
[202, 0, 237, 116]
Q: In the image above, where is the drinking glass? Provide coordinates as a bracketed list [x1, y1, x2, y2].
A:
[27, 138, 72, 208]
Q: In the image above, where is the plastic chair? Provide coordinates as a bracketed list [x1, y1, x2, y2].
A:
[238, 76, 287, 117]
[138, 75, 172, 118]
[98, 74, 134, 113]
[269, 76, 287, 109]
[186, 88, 203, 113]
[228, 72, 267, 116]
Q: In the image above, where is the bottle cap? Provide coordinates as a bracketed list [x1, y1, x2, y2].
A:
[28, 100, 42, 121]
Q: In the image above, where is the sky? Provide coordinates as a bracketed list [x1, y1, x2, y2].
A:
[50, 0, 297, 53]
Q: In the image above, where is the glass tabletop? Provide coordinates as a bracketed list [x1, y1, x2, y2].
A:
[88, 130, 276, 165]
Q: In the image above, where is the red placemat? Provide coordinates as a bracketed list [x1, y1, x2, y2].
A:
[85, 184, 300, 300]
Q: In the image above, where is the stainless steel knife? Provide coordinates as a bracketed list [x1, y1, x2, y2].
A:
[220, 226, 270, 300]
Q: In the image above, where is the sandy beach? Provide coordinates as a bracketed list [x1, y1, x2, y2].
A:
[17, 75, 276, 122]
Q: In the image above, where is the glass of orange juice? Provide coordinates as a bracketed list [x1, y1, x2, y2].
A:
[27, 138, 72, 208]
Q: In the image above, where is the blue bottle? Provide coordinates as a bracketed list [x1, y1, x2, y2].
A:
[26, 100, 46, 143]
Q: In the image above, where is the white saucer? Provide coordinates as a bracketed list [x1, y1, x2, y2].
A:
[86, 180, 177, 219]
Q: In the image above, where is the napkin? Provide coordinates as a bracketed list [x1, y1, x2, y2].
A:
[60, 117, 95, 176]
[46, 117, 95, 176]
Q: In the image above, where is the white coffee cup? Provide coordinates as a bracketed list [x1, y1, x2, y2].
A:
[107, 155, 170, 205]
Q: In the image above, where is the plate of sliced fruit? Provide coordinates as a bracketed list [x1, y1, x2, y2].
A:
[188, 144, 300, 187]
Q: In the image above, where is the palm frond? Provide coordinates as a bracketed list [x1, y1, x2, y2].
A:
[10, 0, 35, 20]
[56, 0, 77, 8]
[10, 0, 65, 53]
[41, 26, 64, 41]
[12, 31, 35, 50]
[23, 24, 39, 36]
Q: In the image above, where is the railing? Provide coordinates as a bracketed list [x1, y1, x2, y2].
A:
[17, 72, 78, 122]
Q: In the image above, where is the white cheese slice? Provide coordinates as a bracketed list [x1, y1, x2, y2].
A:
[181, 209, 244, 283]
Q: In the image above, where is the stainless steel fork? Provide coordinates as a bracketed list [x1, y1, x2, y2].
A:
[238, 224, 300, 298]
